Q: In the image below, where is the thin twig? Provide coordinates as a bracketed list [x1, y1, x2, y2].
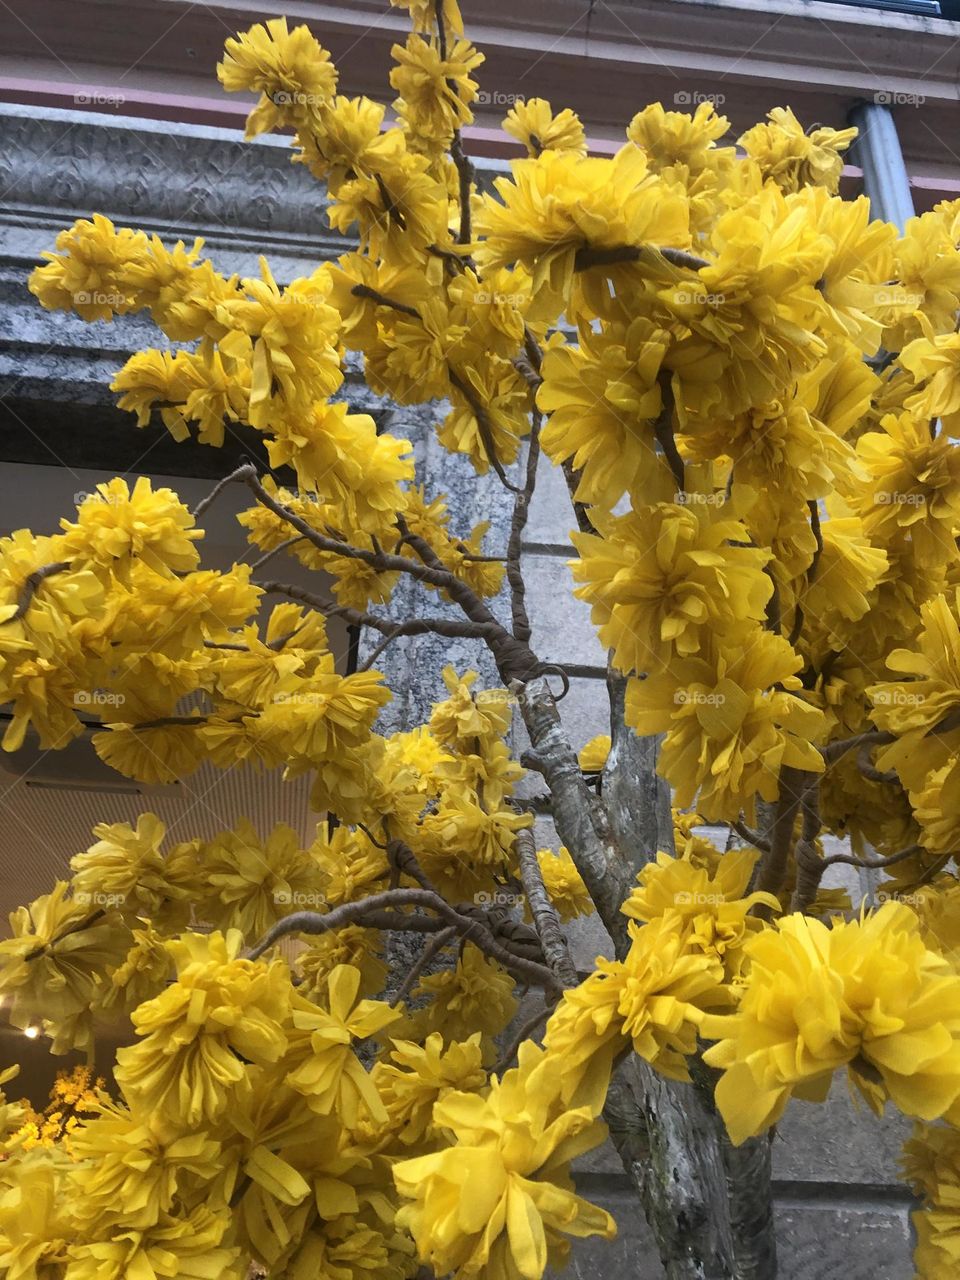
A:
[447, 368, 525, 494]
[506, 412, 541, 644]
[493, 1002, 555, 1075]
[390, 926, 458, 1008]
[247, 536, 306, 574]
[192, 464, 252, 519]
[573, 244, 710, 272]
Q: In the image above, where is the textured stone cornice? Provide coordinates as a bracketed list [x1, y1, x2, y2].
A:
[0, 103, 345, 279]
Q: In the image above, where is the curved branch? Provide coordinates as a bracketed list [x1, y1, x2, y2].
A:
[247, 887, 563, 994]
[574, 244, 710, 273]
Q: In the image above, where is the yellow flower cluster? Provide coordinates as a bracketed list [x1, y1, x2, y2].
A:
[700, 903, 960, 1144]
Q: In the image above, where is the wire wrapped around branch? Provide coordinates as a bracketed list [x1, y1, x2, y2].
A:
[246, 887, 564, 994]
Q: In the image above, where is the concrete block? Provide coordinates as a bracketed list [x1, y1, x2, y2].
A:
[548, 1186, 914, 1280]
[773, 1078, 913, 1186]
[525, 551, 605, 667]
[527, 449, 579, 548]
[772, 1200, 912, 1280]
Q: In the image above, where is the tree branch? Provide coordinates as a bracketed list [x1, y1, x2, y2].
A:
[505, 412, 541, 645]
[515, 826, 578, 988]
[6, 561, 72, 623]
[247, 887, 564, 994]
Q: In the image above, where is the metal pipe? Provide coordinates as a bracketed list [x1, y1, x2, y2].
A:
[848, 101, 916, 232]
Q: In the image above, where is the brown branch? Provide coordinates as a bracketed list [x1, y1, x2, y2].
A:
[653, 373, 684, 494]
[730, 820, 771, 855]
[514, 675, 630, 956]
[450, 133, 475, 246]
[573, 244, 710, 273]
[505, 412, 541, 645]
[447, 368, 525, 494]
[560, 460, 596, 536]
[390, 925, 458, 1007]
[822, 728, 896, 763]
[350, 283, 422, 319]
[247, 536, 306, 574]
[493, 1002, 555, 1075]
[790, 782, 824, 913]
[246, 887, 564, 994]
[357, 626, 405, 672]
[191, 465, 252, 519]
[788, 501, 823, 647]
[515, 826, 578, 987]
[754, 765, 809, 900]
[820, 842, 932, 871]
[7, 561, 71, 622]
[257, 580, 498, 644]
[856, 741, 899, 786]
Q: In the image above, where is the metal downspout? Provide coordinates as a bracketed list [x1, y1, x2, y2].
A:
[848, 100, 916, 232]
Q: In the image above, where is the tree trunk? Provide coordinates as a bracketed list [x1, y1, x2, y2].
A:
[723, 1135, 777, 1279]
[603, 673, 778, 1279]
[606, 1058, 737, 1280]
[515, 676, 753, 1278]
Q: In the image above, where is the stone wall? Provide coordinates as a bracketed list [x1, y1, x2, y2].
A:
[0, 101, 918, 1279]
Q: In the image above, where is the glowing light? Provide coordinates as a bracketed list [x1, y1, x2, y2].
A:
[23, 1026, 39, 1039]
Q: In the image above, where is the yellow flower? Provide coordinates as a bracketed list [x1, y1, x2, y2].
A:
[265, 402, 414, 534]
[0, 1150, 76, 1278]
[28, 213, 148, 320]
[393, 945, 518, 1050]
[536, 848, 594, 921]
[0, 1068, 26, 1150]
[371, 1032, 486, 1146]
[571, 501, 773, 673]
[503, 98, 586, 157]
[429, 667, 513, 745]
[70, 813, 189, 922]
[285, 965, 400, 1126]
[622, 849, 778, 978]
[110, 349, 191, 441]
[0, 882, 128, 1054]
[739, 107, 856, 194]
[115, 930, 291, 1126]
[393, 1044, 615, 1280]
[903, 1123, 960, 1279]
[853, 410, 960, 562]
[391, 0, 464, 36]
[66, 1204, 240, 1280]
[296, 925, 387, 1000]
[578, 735, 611, 773]
[59, 477, 201, 580]
[870, 592, 960, 796]
[626, 632, 825, 821]
[701, 903, 960, 1145]
[628, 100, 731, 172]
[67, 1097, 223, 1232]
[543, 914, 723, 1111]
[391, 34, 483, 148]
[475, 145, 689, 305]
[218, 18, 338, 139]
[192, 820, 329, 940]
[537, 319, 673, 509]
[216, 262, 342, 428]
